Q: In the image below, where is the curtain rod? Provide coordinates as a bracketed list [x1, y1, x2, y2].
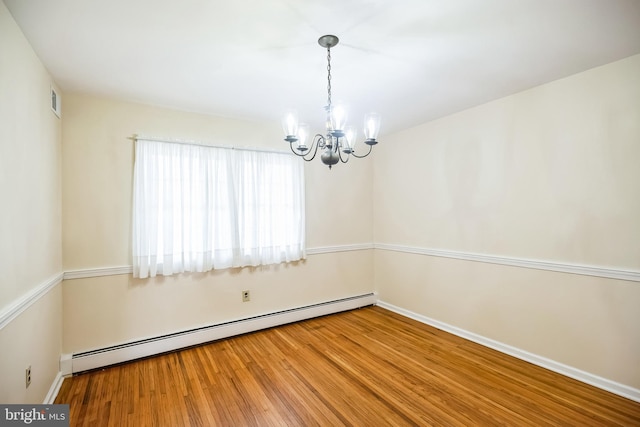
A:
[129, 135, 294, 156]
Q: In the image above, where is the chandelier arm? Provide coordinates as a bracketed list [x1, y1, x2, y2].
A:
[350, 144, 373, 159]
[338, 146, 350, 164]
[290, 134, 325, 162]
[306, 134, 323, 161]
[288, 143, 306, 157]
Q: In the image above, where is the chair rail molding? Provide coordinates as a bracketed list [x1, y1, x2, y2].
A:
[0, 272, 64, 330]
[375, 243, 640, 283]
[59, 243, 639, 282]
[62, 244, 375, 280]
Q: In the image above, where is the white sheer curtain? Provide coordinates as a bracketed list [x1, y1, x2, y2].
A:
[132, 139, 305, 279]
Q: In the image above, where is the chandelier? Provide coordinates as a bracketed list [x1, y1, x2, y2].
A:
[282, 35, 381, 169]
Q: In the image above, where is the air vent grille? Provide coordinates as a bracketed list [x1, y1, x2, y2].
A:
[51, 86, 60, 118]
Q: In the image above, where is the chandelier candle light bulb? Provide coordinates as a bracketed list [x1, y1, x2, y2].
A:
[283, 35, 381, 169]
[296, 123, 309, 151]
[364, 112, 381, 144]
[329, 102, 348, 137]
[282, 110, 299, 143]
[343, 125, 357, 154]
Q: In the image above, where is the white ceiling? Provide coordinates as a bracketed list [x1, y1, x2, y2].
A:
[5, 0, 640, 134]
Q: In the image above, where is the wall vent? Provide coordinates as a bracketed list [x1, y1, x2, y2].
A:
[50, 86, 61, 118]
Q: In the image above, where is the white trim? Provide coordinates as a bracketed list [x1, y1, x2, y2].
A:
[61, 244, 374, 280]
[377, 300, 640, 403]
[306, 243, 373, 255]
[64, 266, 133, 280]
[55, 244, 640, 282]
[60, 353, 72, 377]
[375, 243, 640, 282]
[43, 372, 64, 404]
[70, 293, 377, 373]
[0, 273, 63, 330]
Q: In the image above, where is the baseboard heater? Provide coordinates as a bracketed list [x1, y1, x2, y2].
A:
[70, 293, 377, 374]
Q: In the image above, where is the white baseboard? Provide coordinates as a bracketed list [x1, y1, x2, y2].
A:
[377, 300, 640, 403]
[70, 293, 377, 373]
[44, 371, 64, 404]
[60, 353, 72, 377]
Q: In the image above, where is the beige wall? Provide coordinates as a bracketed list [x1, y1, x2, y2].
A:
[0, 1, 63, 403]
[374, 55, 640, 388]
[63, 251, 372, 351]
[0, 287, 62, 403]
[4, 0, 637, 399]
[61, 93, 374, 353]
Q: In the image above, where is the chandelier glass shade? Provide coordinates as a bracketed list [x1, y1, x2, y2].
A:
[283, 35, 381, 169]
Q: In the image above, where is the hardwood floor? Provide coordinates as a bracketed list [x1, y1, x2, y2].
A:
[55, 306, 640, 426]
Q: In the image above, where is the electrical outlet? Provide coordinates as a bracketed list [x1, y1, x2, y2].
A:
[242, 290, 250, 302]
[25, 365, 31, 388]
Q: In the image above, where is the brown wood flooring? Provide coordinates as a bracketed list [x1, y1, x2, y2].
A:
[55, 306, 640, 426]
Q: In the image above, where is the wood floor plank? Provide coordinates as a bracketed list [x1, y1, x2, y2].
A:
[56, 306, 640, 426]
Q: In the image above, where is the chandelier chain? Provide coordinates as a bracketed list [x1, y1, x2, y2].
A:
[326, 47, 332, 108]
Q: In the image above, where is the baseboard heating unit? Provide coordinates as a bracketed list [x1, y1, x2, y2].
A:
[69, 293, 377, 374]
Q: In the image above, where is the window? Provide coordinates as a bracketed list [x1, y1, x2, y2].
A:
[132, 139, 305, 279]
